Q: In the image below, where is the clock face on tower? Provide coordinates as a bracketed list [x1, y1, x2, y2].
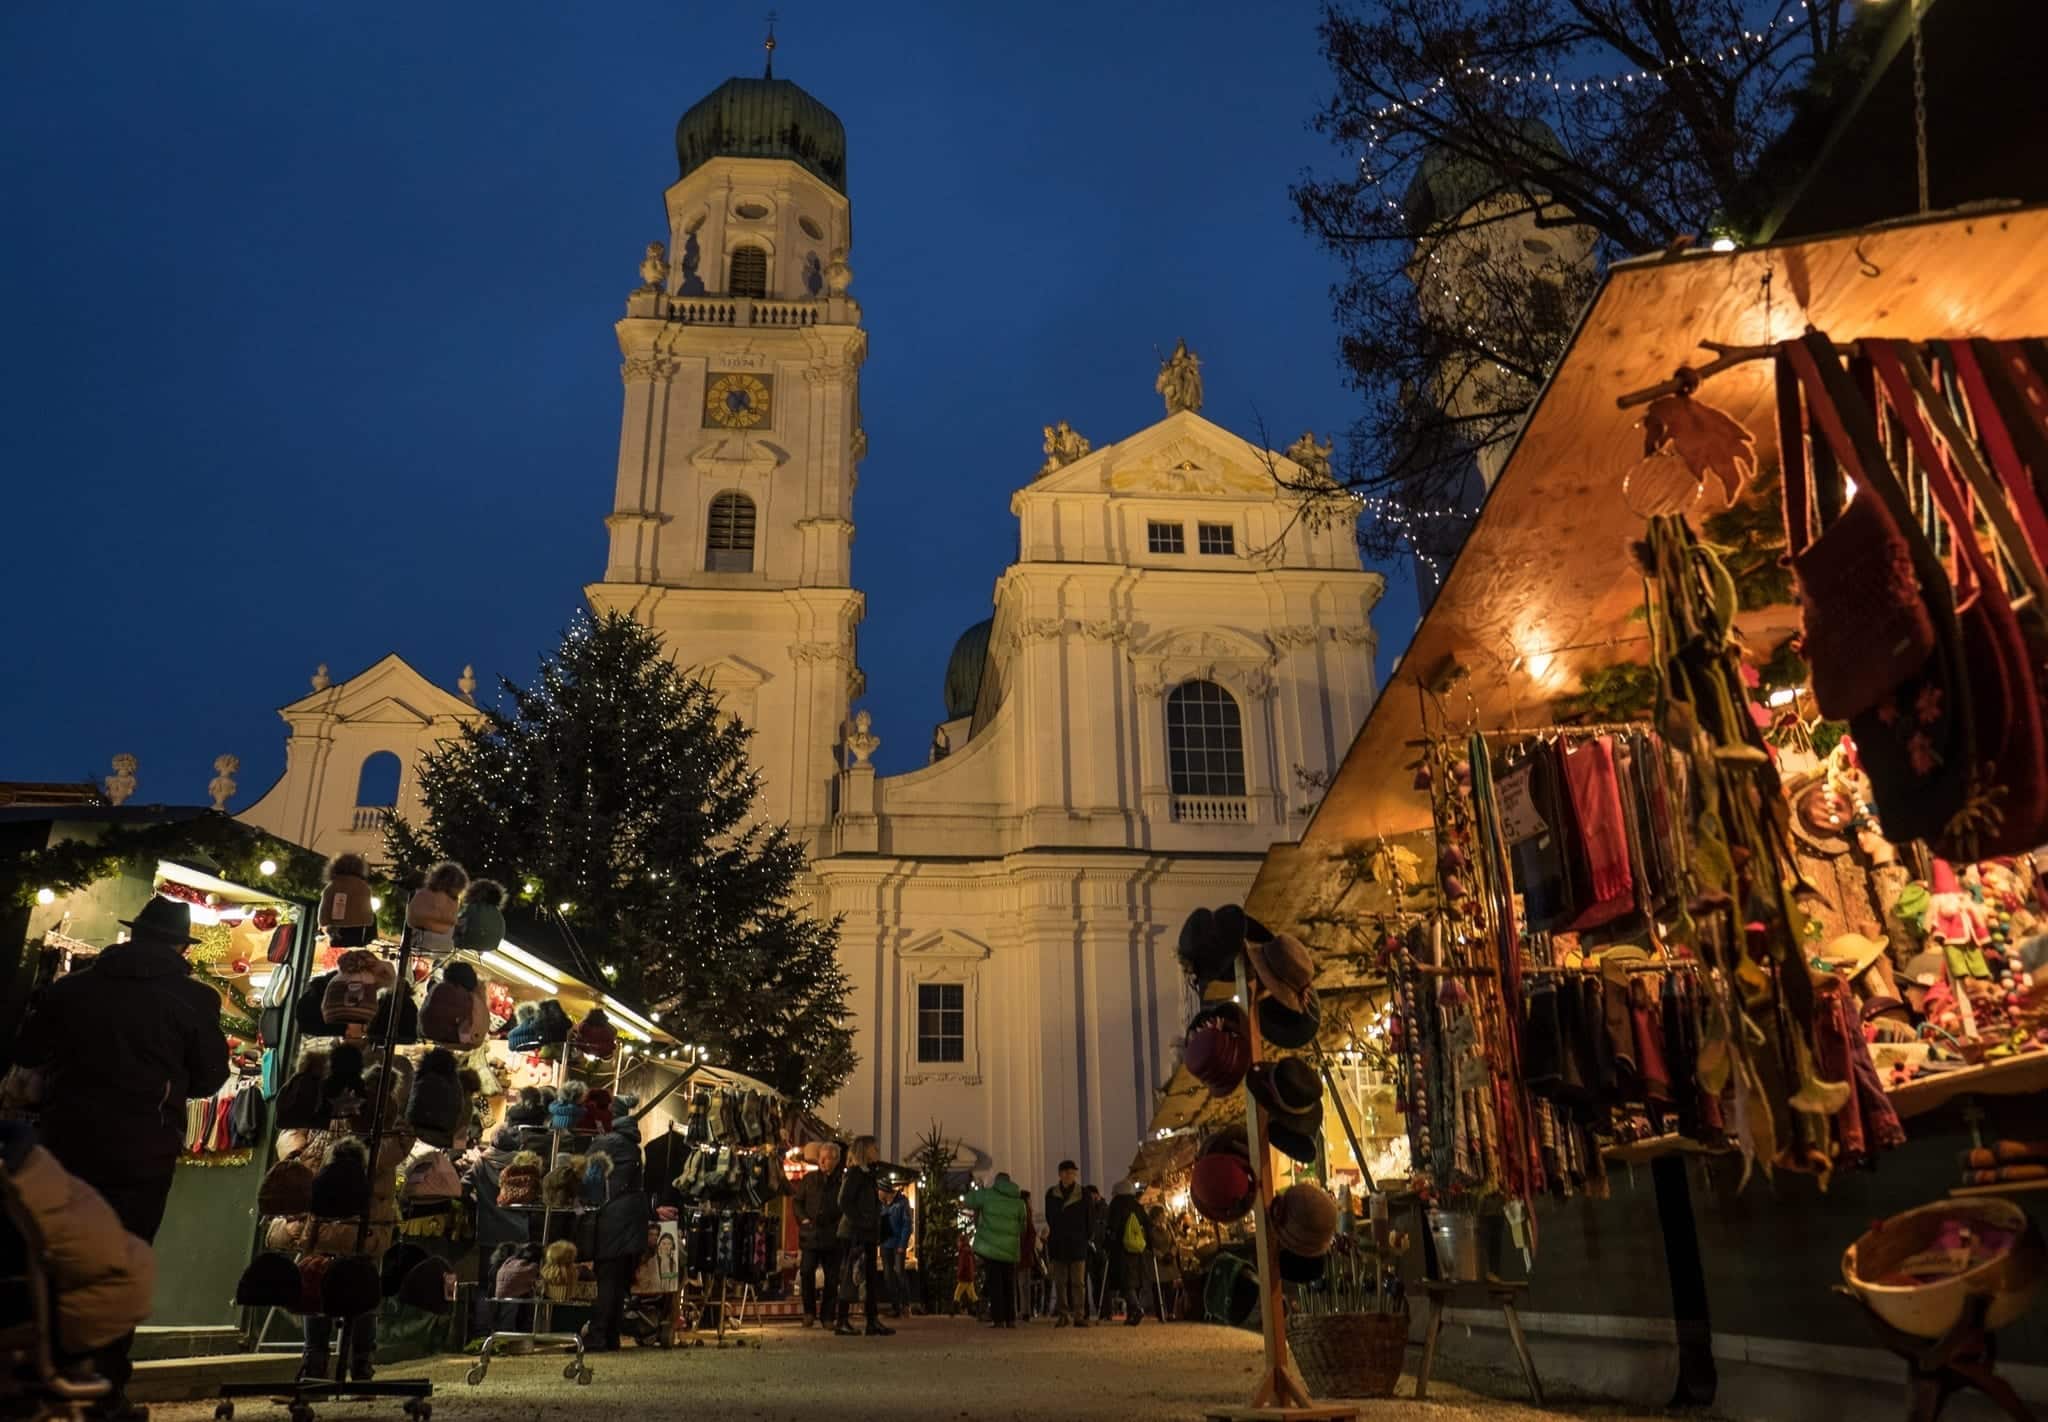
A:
[704, 371, 773, 429]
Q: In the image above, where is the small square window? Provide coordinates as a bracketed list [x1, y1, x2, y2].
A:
[916, 982, 965, 1064]
[1147, 521, 1186, 554]
[1197, 523, 1236, 555]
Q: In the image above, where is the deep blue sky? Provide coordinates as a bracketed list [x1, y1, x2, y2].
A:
[0, 3, 1419, 803]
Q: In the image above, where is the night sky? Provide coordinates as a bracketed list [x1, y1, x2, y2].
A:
[0, 3, 1419, 804]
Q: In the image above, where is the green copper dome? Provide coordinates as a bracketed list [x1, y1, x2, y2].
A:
[943, 618, 993, 721]
[675, 77, 847, 193]
[1404, 118, 1566, 234]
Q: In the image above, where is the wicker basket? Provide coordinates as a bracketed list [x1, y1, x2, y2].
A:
[1287, 1308, 1410, 1399]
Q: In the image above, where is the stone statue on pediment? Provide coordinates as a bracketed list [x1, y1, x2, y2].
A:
[637, 240, 667, 294]
[1285, 431, 1335, 484]
[1038, 420, 1092, 477]
[1156, 338, 1203, 414]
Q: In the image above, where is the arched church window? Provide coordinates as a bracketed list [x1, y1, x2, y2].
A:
[706, 491, 757, 572]
[728, 245, 768, 298]
[353, 750, 401, 832]
[1166, 680, 1246, 799]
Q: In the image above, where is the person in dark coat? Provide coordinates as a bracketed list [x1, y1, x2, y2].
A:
[1042, 1160, 1091, 1327]
[833, 1136, 893, 1337]
[579, 1094, 649, 1352]
[880, 1186, 913, 1318]
[793, 1142, 844, 1328]
[1102, 1181, 1149, 1326]
[1082, 1184, 1109, 1320]
[12, 896, 229, 1416]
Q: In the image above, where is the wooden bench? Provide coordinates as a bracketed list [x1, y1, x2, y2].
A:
[1414, 1278, 1544, 1405]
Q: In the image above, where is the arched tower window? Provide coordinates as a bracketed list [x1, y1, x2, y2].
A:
[1165, 680, 1246, 800]
[728, 245, 768, 298]
[353, 750, 401, 832]
[706, 491, 757, 572]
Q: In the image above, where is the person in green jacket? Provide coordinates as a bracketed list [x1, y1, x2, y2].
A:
[964, 1172, 1027, 1329]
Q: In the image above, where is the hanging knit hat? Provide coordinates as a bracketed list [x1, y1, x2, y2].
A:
[497, 1150, 544, 1207]
[321, 1254, 381, 1319]
[308, 1138, 370, 1219]
[256, 1157, 316, 1218]
[380, 1242, 428, 1299]
[399, 1256, 457, 1315]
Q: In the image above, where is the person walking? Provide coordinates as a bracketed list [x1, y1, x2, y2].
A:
[793, 1141, 845, 1328]
[833, 1136, 893, 1337]
[963, 1171, 1026, 1330]
[1083, 1183, 1109, 1319]
[950, 1232, 979, 1316]
[13, 896, 229, 1418]
[1103, 1181, 1149, 1326]
[1147, 1204, 1181, 1322]
[880, 1184, 912, 1318]
[1016, 1189, 1038, 1322]
[1042, 1160, 1090, 1327]
[580, 1093, 649, 1352]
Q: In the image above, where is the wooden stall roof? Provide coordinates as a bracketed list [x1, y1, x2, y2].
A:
[1303, 204, 2048, 846]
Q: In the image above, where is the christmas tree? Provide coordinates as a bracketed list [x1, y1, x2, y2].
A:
[386, 611, 856, 1105]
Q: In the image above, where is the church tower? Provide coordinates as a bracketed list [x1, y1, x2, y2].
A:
[587, 59, 865, 848]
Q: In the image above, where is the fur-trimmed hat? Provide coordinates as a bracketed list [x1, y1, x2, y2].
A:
[309, 1137, 370, 1219]
[541, 1156, 585, 1210]
[504, 1084, 548, 1128]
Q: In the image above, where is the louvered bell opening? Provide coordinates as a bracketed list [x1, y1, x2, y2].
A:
[706, 492, 756, 572]
[728, 245, 768, 298]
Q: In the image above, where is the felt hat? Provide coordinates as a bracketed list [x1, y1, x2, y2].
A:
[1191, 1152, 1256, 1224]
[321, 1254, 381, 1319]
[119, 896, 201, 946]
[1270, 1181, 1338, 1258]
[1247, 933, 1316, 1014]
[1184, 1006, 1252, 1096]
[1198, 1125, 1250, 1162]
[234, 1251, 304, 1309]
[1177, 908, 1238, 986]
[1246, 1059, 1325, 1164]
[1256, 987, 1322, 1051]
[1818, 933, 1888, 981]
[399, 1257, 456, 1315]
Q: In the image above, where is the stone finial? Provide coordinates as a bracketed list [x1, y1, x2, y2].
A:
[311, 663, 331, 691]
[637, 239, 668, 294]
[105, 754, 137, 807]
[1156, 338, 1204, 415]
[825, 251, 853, 296]
[209, 755, 240, 812]
[846, 710, 880, 767]
[1284, 430, 1335, 483]
[459, 664, 477, 703]
[1037, 420, 1092, 477]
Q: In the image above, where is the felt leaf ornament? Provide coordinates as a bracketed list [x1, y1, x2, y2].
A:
[1641, 392, 1757, 505]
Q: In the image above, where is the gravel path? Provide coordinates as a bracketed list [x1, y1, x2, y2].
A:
[150, 1316, 1709, 1421]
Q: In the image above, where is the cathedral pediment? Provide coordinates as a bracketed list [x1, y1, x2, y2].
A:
[276, 653, 479, 727]
[1024, 409, 1307, 501]
[895, 928, 992, 961]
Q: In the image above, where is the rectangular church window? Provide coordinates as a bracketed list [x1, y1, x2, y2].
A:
[1197, 523, 1235, 555]
[916, 982, 965, 1063]
[1147, 521, 1185, 554]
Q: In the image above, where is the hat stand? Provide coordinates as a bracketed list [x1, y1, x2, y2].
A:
[215, 926, 434, 1422]
[1203, 957, 1359, 1422]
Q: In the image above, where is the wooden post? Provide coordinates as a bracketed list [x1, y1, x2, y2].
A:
[1205, 960, 1359, 1422]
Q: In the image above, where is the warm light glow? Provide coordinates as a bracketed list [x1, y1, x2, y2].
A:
[248, 971, 273, 991]
[1767, 687, 1798, 708]
[1710, 237, 1737, 252]
[556, 900, 572, 914]
[258, 859, 277, 877]
[497, 939, 572, 984]
[369, 896, 383, 911]
[1170, 1190, 1191, 1213]
[523, 881, 539, 896]
[480, 948, 560, 995]
[600, 995, 662, 1039]
[35, 888, 55, 906]
[602, 964, 618, 980]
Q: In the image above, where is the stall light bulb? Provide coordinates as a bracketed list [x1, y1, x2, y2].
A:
[35, 888, 56, 906]
[650, 1010, 661, 1022]
[1767, 687, 1798, 708]
[602, 964, 618, 980]
[1710, 237, 1737, 252]
[369, 896, 382, 911]
[523, 881, 539, 896]
[258, 859, 277, 877]
[557, 901, 572, 914]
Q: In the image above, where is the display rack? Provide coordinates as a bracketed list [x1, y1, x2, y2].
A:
[217, 927, 435, 1422]
[465, 1058, 595, 1387]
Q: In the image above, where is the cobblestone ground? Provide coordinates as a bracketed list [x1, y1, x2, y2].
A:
[150, 1316, 1710, 1422]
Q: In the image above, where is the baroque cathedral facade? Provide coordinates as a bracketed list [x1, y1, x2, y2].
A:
[246, 69, 1383, 1189]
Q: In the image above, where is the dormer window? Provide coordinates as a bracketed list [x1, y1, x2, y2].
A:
[1147, 521, 1186, 554]
[1197, 523, 1236, 555]
[728, 245, 768, 298]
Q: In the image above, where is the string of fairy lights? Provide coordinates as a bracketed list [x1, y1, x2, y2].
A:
[1369, 2, 1816, 123]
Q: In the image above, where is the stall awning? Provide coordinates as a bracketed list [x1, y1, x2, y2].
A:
[1304, 203, 2048, 844]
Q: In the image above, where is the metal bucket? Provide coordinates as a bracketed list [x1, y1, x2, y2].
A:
[1428, 1210, 1483, 1282]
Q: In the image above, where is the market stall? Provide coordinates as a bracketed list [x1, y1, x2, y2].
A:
[1136, 204, 2048, 1414]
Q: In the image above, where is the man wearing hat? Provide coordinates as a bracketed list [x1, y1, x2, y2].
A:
[13, 894, 231, 1416]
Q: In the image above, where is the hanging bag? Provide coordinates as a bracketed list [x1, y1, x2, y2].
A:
[1122, 1211, 1148, 1254]
[1778, 348, 1934, 719]
[1782, 334, 1976, 846]
[1869, 341, 2048, 854]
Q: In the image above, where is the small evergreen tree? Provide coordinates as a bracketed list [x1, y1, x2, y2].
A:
[911, 1124, 966, 1316]
[386, 611, 856, 1105]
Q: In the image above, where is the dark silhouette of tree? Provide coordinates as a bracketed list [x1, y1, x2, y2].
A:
[1291, 0, 1870, 559]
